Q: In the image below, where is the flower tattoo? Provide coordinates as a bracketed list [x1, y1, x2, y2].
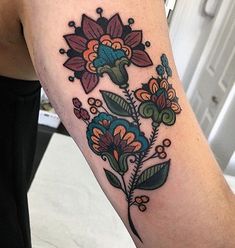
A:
[60, 8, 153, 93]
[63, 8, 181, 243]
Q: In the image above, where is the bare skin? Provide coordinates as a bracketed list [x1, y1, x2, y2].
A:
[1, 1, 235, 247]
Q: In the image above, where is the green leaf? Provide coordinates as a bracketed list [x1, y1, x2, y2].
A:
[104, 169, 122, 189]
[102, 152, 120, 172]
[135, 160, 170, 190]
[118, 153, 130, 173]
[101, 90, 132, 116]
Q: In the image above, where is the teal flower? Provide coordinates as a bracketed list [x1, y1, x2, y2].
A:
[87, 113, 148, 173]
[134, 78, 181, 126]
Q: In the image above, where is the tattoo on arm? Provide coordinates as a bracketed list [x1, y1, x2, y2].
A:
[60, 8, 181, 242]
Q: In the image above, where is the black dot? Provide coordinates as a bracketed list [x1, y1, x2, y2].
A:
[69, 76, 74, 82]
[59, 48, 65, 54]
[96, 8, 103, 15]
[68, 21, 75, 27]
[128, 18, 134, 25]
[145, 41, 151, 47]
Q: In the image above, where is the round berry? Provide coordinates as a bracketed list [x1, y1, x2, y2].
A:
[135, 197, 142, 204]
[95, 99, 102, 107]
[145, 41, 151, 47]
[59, 48, 65, 54]
[128, 18, 135, 25]
[163, 139, 171, 147]
[155, 145, 164, 153]
[88, 97, 95, 105]
[96, 7, 103, 15]
[141, 195, 149, 203]
[159, 152, 167, 159]
[90, 107, 98, 114]
[68, 21, 75, 27]
[69, 76, 74, 82]
[139, 204, 147, 212]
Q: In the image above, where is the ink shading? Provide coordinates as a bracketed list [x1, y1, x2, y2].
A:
[61, 8, 181, 242]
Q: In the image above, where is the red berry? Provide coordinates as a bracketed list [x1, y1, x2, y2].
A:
[80, 108, 90, 121]
[141, 195, 149, 203]
[139, 204, 146, 212]
[95, 99, 102, 107]
[72, 98, 82, 108]
[88, 97, 95, 105]
[163, 139, 171, 147]
[159, 152, 167, 159]
[155, 145, 164, 153]
[90, 107, 98, 114]
[135, 197, 142, 204]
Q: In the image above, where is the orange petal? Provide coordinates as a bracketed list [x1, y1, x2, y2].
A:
[86, 62, 96, 73]
[167, 88, 176, 100]
[171, 102, 181, 113]
[123, 132, 135, 144]
[87, 39, 99, 49]
[149, 78, 159, 93]
[112, 42, 122, 49]
[135, 89, 151, 102]
[131, 141, 142, 152]
[122, 46, 132, 59]
[91, 135, 99, 144]
[113, 150, 119, 161]
[93, 144, 100, 152]
[160, 79, 169, 90]
[114, 125, 126, 138]
[93, 128, 103, 138]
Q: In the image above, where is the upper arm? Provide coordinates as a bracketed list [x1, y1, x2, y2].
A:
[18, 1, 235, 247]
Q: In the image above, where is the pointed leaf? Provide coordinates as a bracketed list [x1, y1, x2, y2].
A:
[131, 50, 153, 67]
[124, 31, 142, 48]
[81, 71, 99, 93]
[101, 90, 132, 116]
[107, 14, 123, 38]
[82, 14, 104, 39]
[104, 169, 122, 189]
[64, 57, 86, 71]
[135, 160, 170, 190]
[64, 34, 87, 52]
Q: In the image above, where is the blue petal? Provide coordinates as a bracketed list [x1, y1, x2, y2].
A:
[93, 44, 126, 68]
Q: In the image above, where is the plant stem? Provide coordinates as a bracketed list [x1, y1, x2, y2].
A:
[123, 88, 141, 129]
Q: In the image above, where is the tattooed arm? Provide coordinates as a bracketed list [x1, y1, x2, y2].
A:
[19, 0, 235, 247]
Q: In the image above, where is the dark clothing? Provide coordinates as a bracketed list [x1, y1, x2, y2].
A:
[0, 76, 41, 248]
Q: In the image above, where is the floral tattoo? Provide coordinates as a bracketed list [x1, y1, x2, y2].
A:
[60, 8, 181, 242]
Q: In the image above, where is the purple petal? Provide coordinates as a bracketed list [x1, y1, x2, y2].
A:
[81, 71, 99, 93]
[107, 14, 123, 38]
[124, 31, 142, 48]
[63, 57, 86, 71]
[74, 108, 81, 119]
[82, 14, 104, 39]
[131, 50, 153, 67]
[64, 34, 87, 52]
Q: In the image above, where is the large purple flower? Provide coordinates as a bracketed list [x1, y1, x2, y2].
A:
[61, 8, 153, 93]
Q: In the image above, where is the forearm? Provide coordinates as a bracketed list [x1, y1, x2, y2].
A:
[19, 0, 235, 247]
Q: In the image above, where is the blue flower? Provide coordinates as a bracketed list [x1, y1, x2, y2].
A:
[161, 54, 169, 67]
[156, 65, 165, 76]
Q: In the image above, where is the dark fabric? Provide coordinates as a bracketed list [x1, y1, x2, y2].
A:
[0, 75, 41, 248]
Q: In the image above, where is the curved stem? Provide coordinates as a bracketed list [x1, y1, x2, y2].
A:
[128, 204, 143, 242]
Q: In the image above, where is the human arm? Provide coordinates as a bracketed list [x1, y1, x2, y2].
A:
[18, 0, 235, 247]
